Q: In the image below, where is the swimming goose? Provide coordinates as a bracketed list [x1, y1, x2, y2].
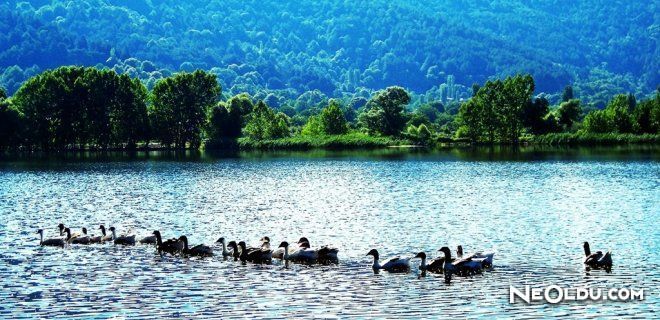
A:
[179, 236, 213, 257]
[153, 231, 183, 255]
[37, 229, 65, 247]
[297, 237, 339, 263]
[238, 241, 272, 263]
[583, 241, 612, 269]
[277, 241, 319, 263]
[68, 228, 91, 245]
[109, 227, 136, 246]
[215, 237, 233, 258]
[457, 245, 495, 268]
[413, 252, 448, 273]
[227, 241, 240, 261]
[438, 247, 482, 283]
[366, 249, 410, 273]
[139, 233, 158, 245]
[98, 225, 113, 242]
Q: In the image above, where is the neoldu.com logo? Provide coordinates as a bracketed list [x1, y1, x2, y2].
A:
[510, 285, 645, 304]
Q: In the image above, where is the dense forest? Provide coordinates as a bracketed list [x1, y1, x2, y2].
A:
[0, 67, 658, 151]
[0, 0, 657, 110]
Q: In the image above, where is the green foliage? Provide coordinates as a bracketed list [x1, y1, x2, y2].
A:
[12, 66, 148, 150]
[301, 115, 324, 136]
[318, 101, 348, 135]
[0, 87, 6, 100]
[244, 101, 290, 140]
[534, 133, 660, 146]
[238, 132, 409, 150]
[358, 86, 410, 136]
[150, 70, 220, 148]
[582, 110, 612, 133]
[602, 94, 634, 133]
[632, 95, 660, 134]
[556, 99, 582, 129]
[416, 102, 443, 123]
[457, 74, 535, 143]
[0, 99, 23, 149]
[406, 123, 433, 145]
[582, 93, 658, 135]
[522, 97, 551, 134]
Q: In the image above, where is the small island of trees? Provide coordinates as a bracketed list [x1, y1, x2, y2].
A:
[0, 66, 658, 152]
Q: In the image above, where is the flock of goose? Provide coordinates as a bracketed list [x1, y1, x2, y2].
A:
[37, 223, 614, 283]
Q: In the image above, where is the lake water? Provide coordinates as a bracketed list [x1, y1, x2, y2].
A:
[0, 147, 658, 318]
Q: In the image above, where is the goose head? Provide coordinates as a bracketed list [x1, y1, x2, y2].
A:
[366, 249, 379, 260]
[37, 229, 44, 235]
[227, 240, 238, 249]
[99, 225, 106, 235]
[457, 245, 463, 256]
[238, 241, 247, 251]
[82, 227, 88, 235]
[438, 247, 452, 259]
[216, 237, 225, 244]
[278, 241, 289, 249]
[299, 242, 311, 249]
[297, 237, 309, 245]
[58, 223, 65, 235]
[260, 236, 270, 243]
[64, 227, 72, 240]
[414, 252, 426, 260]
[583, 241, 591, 256]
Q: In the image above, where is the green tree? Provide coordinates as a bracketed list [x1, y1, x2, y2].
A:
[358, 86, 410, 136]
[0, 87, 6, 100]
[318, 101, 348, 135]
[557, 99, 582, 129]
[301, 115, 323, 136]
[244, 101, 289, 139]
[416, 103, 442, 123]
[582, 110, 613, 133]
[603, 94, 634, 133]
[499, 74, 535, 143]
[150, 70, 220, 148]
[632, 94, 659, 134]
[522, 96, 550, 134]
[456, 99, 482, 142]
[0, 99, 23, 149]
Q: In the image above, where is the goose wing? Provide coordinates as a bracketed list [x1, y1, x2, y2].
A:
[382, 257, 410, 272]
[426, 257, 446, 273]
[140, 235, 157, 244]
[190, 244, 213, 256]
[584, 251, 603, 265]
[42, 238, 65, 247]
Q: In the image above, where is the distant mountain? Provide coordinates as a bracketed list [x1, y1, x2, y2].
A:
[0, 0, 657, 105]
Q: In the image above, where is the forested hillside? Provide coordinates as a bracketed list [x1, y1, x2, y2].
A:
[0, 0, 657, 107]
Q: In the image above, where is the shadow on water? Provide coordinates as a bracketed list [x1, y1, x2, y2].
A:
[0, 145, 657, 169]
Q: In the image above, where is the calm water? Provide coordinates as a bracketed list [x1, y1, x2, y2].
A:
[0, 147, 658, 318]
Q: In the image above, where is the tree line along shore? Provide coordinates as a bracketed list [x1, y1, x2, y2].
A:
[0, 66, 658, 152]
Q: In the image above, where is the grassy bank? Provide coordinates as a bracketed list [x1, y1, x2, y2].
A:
[533, 133, 660, 146]
[236, 133, 411, 150]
